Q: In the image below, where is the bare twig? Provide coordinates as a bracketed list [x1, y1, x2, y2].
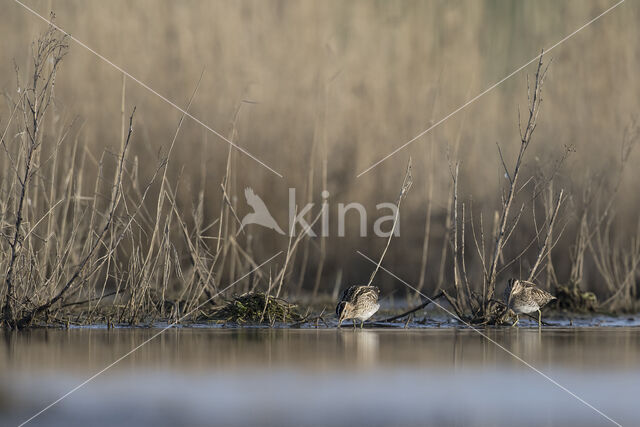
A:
[366, 157, 412, 287]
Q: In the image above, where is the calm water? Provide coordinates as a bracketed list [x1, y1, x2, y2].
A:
[1, 327, 639, 427]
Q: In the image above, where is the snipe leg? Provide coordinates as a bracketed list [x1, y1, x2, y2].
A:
[353, 320, 357, 330]
[360, 320, 364, 329]
[338, 320, 342, 329]
[511, 314, 519, 327]
[538, 309, 542, 328]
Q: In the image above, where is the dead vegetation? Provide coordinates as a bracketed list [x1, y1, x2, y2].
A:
[0, 23, 312, 329]
[411, 53, 640, 324]
[421, 53, 561, 324]
[1, 19, 639, 330]
[206, 292, 303, 324]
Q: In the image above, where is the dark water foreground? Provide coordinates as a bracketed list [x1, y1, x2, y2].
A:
[1, 327, 639, 427]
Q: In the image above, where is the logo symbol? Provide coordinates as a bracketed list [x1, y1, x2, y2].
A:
[238, 187, 399, 237]
[238, 187, 285, 235]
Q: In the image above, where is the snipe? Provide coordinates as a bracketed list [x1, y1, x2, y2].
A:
[336, 285, 380, 329]
[504, 279, 556, 326]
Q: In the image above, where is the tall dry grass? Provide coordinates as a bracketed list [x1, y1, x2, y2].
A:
[1, 1, 640, 326]
[0, 22, 283, 328]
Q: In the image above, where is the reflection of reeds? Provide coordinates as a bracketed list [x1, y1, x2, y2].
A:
[338, 330, 379, 367]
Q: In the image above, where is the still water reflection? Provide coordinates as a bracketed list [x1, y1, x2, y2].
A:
[1, 328, 639, 426]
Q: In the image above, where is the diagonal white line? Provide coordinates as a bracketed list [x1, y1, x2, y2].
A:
[356, 250, 623, 427]
[357, 0, 625, 177]
[19, 251, 283, 427]
[12, 0, 283, 178]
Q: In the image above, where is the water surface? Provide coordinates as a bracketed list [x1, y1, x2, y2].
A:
[1, 327, 639, 426]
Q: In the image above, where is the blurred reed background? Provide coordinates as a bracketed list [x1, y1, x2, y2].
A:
[1, 0, 639, 322]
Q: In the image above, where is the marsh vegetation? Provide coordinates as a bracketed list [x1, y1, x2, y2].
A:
[1, 2, 640, 329]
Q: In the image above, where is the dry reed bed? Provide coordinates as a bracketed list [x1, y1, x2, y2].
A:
[0, 25, 289, 328]
[1, 21, 639, 329]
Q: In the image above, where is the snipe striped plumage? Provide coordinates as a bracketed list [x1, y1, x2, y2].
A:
[336, 285, 380, 329]
[504, 279, 556, 326]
